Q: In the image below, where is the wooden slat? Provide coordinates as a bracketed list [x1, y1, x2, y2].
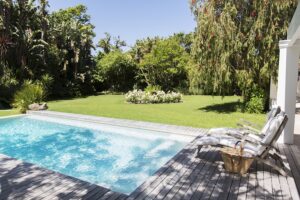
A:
[255, 161, 265, 200]
[270, 160, 283, 200]
[165, 147, 216, 200]
[289, 145, 300, 193]
[277, 144, 295, 200]
[236, 173, 249, 199]
[190, 149, 222, 200]
[263, 163, 273, 199]
[85, 188, 110, 200]
[152, 144, 211, 200]
[181, 148, 219, 200]
[227, 174, 241, 200]
[245, 160, 257, 200]
[281, 145, 300, 200]
[3, 170, 57, 199]
[132, 140, 199, 200]
[127, 144, 191, 199]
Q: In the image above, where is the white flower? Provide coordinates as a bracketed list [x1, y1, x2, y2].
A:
[125, 90, 182, 104]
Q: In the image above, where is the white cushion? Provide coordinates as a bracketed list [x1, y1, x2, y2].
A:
[197, 135, 260, 155]
[261, 114, 284, 144]
[207, 128, 244, 137]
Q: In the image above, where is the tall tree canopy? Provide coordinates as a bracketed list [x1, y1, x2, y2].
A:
[139, 37, 190, 91]
[0, 1, 96, 101]
[190, 0, 297, 106]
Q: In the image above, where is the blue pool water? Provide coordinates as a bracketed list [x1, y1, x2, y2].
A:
[0, 116, 187, 194]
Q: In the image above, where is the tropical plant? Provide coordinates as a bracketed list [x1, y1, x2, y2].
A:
[12, 81, 45, 113]
[0, 1, 97, 101]
[97, 33, 126, 57]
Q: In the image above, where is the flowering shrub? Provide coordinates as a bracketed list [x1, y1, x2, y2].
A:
[125, 90, 182, 104]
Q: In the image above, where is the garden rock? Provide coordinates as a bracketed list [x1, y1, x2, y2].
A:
[28, 103, 48, 111]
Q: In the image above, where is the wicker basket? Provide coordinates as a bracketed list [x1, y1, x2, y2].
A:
[220, 143, 254, 175]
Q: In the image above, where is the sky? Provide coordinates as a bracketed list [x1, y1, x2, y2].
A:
[48, 0, 196, 48]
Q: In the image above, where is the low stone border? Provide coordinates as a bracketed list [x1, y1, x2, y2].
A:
[27, 110, 206, 137]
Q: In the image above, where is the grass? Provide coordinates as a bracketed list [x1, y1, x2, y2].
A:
[48, 95, 266, 128]
[0, 109, 20, 117]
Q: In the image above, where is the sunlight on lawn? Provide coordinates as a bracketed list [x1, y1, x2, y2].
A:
[0, 110, 20, 117]
[48, 95, 266, 128]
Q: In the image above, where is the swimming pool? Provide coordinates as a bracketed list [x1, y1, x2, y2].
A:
[0, 115, 190, 194]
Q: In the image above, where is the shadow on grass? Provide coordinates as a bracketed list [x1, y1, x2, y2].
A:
[198, 101, 243, 114]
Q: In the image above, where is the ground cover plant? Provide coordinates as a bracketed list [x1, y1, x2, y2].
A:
[125, 90, 182, 104]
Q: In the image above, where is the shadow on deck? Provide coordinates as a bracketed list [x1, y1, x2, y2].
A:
[127, 137, 300, 200]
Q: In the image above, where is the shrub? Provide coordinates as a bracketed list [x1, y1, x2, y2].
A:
[144, 85, 162, 94]
[94, 51, 137, 92]
[12, 81, 45, 113]
[125, 90, 182, 104]
[245, 89, 265, 113]
[139, 38, 189, 91]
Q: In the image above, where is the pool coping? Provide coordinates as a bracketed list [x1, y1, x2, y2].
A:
[26, 110, 207, 137]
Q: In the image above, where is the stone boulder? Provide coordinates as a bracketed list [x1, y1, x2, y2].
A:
[28, 103, 48, 111]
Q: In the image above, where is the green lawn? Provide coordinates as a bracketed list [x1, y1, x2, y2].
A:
[0, 109, 20, 117]
[48, 95, 266, 128]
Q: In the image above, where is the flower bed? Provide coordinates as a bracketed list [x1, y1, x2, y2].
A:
[125, 90, 182, 104]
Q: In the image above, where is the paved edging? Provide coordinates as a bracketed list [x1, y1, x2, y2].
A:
[27, 110, 207, 137]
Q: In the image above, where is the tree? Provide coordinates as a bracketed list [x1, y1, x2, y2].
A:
[130, 37, 160, 63]
[172, 32, 194, 54]
[190, 0, 297, 108]
[139, 38, 189, 91]
[94, 51, 137, 92]
[48, 4, 96, 96]
[0, 2, 97, 101]
[97, 33, 126, 56]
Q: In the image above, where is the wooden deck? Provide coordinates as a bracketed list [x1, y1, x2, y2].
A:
[0, 137, 299, 199]
[0, 154, 128, 200]
[127, 137, 300, 200]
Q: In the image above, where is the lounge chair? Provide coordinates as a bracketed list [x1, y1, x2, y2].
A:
[236, 105, 281, 133]
[196, 111, 288, 175]
[206, 105, 281, 141]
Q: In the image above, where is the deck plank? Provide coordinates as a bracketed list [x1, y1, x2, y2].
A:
[277, 144, 295, 200]
[166, 147, 216, 200]
[226, 173, 241, 200]
[263, 163, 273, 199]
[280, 145, 300, 200]
[270, 160, 283, 200]
[190, 148, 222, 200]
[132, 140, 199, 200]
[245, 160, 257, 200]
[152, 145, 211, 200]
[180, 147, 219, 200]
[255, 161, 265, 200]
[127, 142, 195, 200]
[289, 145, 300, 193]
